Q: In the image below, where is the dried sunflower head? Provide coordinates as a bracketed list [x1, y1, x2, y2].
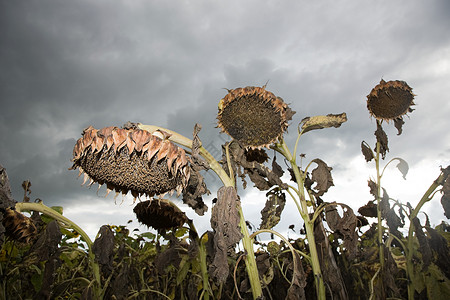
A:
[367, 80, 415, 134]
[2, 208, 36, 243]
[217, 86, 295, 148]
[133, 199, 188, 230]
[70, 126, 190, 200]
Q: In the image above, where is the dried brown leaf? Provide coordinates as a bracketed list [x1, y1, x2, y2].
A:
[310, 159, 334, 196]
[358, 200, 378, 218]
[441, 170, 450, 218]
[361, 141, 374, 162]
[325, 203, 358, 259]
[260, 189, 286, 230]
[300, 112, 347, 134]
[209, 186, 242, 283]
[93, 225, 115, 274]
[375, 122, 389, 159]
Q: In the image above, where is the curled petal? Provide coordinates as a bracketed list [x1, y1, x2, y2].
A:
[131, 129, 151, 152]
[125, 135, 136, 154]
[73, 139, 84, 160]
[92, 135, 104, 153]
[97, 126, 116, 138]
[147, 136, 162, 161]
[157, 141, 171, 162]
[112, 128, 128, 152]
[166, 143, 179, 173]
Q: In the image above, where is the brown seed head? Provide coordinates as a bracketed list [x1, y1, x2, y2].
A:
[71, 126, 190, 200]
[133, 199, 188, 230]
[367, 79, 415, 121]
[2, 208, 36, 243]
[217, 86, 295, 148]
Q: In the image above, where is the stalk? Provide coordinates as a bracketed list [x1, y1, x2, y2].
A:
[138, 123, 263, 299]
[278, 140, 325, 300]
[405, 170, 446, 300]
[15, 202, 102, 299]
[375, 140, 385, 271]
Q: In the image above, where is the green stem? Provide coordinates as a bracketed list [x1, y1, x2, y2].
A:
[405, 170, 446, 300]
[375, 140, 385, 271]
[138, 123, 262, 299]
[15, 202, 102, 299]
[238, 205, 263, 299]
[278, 140, 325, 300]
[189, 220, 211, 300]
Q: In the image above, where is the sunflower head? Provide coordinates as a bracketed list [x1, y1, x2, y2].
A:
[133, 199, 188, 230]
[367, 80, 415, 134]
[217, 86, 295, 148]
[2, 208, 36, 243]
[71, 126, 190, 200]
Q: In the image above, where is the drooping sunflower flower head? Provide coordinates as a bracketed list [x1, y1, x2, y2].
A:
[2, 208, 36, 243]
[367, 79, 415, 134]
[133, 199, 188, 231]
[70, 126, 190, 201]
[217, 86, 295, 149]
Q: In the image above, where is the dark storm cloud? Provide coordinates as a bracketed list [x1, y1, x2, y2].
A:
[0, 0, 449, 235]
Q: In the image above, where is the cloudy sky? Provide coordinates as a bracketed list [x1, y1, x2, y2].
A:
[1, 0, 449, 239]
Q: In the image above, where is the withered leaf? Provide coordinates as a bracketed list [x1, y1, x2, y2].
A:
[92, 225, 115, 274]
[221, 141, 287, 191]
[244, 148, 269, 163]
[272, 156, 284, 178]
[361, 141, 374, 162]
[260, 189, 286, 230]
[300, 113, 347, 134]
[325, 203, 358, 259]
[375, 122, 389, 159]
[29, 220, 62, 261]
[209, 186, 242, 283]
[0, 164, 16, 208]
[368, 179, 378, 199]
[441, 171, 450, 219]
[0, 164, 16, 248]
[412, 217, 432, 270]
[182, 165, 209, 216]
[426, 226, 450, 278]
[380, 188, 403, 239]
[395, 158, 409, 179]
[155, 243, 183, 275]
[314, 220, 348, 299]
[310, 159, 334, 196]
[358, 200, 378, 218]
[285, 251, 307, 300]
[394, 117, 405, 135]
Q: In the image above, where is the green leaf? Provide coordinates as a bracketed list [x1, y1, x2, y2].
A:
[176, 255, 191, 286]
[425, 264, 450, 299]
[175, 227, 189, 238]
[139, 232, 156, 240]
[30, 265, 43, 292]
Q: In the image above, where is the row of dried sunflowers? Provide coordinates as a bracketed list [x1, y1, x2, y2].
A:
[2, 79, 415, 237]
[67, 79, 414, 231]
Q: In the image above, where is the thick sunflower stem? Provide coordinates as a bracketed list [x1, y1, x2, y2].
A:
[15, 202, 102, 299]
[279, 140, 325, 300]
[375, 140, 385, 272]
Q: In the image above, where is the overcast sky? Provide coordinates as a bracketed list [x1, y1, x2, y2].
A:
[1, 0, 450, 239]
